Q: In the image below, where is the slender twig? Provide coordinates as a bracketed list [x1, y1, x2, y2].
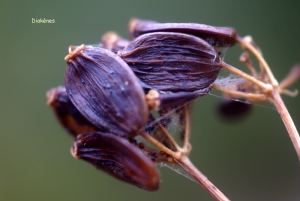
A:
[141, 104, 229, 201]
[182, 105, 192, 153]
[157, 123, 182, 151]
[235, 37, 300, 160]
[236, 36, 278, 87]
[278, 64, 300, 89]
[140, 131, 181, 159]
[211, 83, 268, 102]
[270, 91, 300, 159]
[220, 62, 272, 92]
[239, 51, 257, 77]
[279, 89, 298, 97]
[177, 156, 230, 201]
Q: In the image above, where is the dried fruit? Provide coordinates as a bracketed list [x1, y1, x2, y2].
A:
[129, 18, 237, 47]
[72, 132, 160, 191]
[46, 86, 98, 137]
[119, 32, 220, 93]
[217, 99, 252, 121]
[118, 32, 221, 109]
[65, 45, 148, 137]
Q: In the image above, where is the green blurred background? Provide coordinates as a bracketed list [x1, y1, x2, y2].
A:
[1, 1, 299, 200]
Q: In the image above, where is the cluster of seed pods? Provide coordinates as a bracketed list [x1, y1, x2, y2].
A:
[47, 18, 237, 191]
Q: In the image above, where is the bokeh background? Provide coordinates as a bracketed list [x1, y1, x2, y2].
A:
[1, 1, 300, 200]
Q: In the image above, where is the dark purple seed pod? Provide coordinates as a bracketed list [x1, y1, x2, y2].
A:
[129, 18, 237, 47]
[46, 86, 99, 137]
[118, 32, 221, 95]
[72, 132, 160, 191]
[65, 45, 148, 137]
[217, 99, 252, 121]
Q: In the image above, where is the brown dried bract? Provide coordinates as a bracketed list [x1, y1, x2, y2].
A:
[72, 132, 160, 191]
[65, 45, 148, 137]
[129, 18, 237, 47]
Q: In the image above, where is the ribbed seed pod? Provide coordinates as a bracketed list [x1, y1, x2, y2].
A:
[72, 132, 160, 191]
[65, 45, 148, 137]
[118, 32, 221, 95]
[47, 86, 99, 137]
[129, 18, 237, 47]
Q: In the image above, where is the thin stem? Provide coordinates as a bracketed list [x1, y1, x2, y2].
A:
[221, 62, 272, 92]
[270, 91, 300, 160]
[236, 37, 300, 159]
[182, 105, 192, 152]
[239, 51, 257, 77]
[278, 64, 300, 89]
[140, 131, 181, 159]
[236, 36, 278, 87]
[279, 89, 298, 97]
[142, 105, 230, 200]
[211, 83, 268, 102]
[177, 156, 230, 201]
[157, 123, 182, 151]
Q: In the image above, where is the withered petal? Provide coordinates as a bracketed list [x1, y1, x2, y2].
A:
[72, 132, 160, 191]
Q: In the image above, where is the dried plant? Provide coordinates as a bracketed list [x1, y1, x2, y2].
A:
[47, 18, 299, 201]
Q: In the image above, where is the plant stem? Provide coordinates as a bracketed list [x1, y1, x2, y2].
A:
[278, 64, 300, 90]
[211, 83, 268, 102]
[141, 106, 230, 200]
[182, 105, 192, 152]
[270, 90, 300, 160]
[221, 62, 272, 92]
[140, 131, 181, 159]
[157, 123, 182, 151]
[236, 36, 278, 87]
[177, 156, 230, 201]
[236, 36, 300, 159]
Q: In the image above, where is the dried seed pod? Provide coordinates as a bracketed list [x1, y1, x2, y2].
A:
[100, 32, 129, 52]
[65, 45, 148, 137]
[46, 86, 99, 137]
[72, 132, 160, 191]
[119, 32, 221, 93]
[129, 18, 237, 47]
[118, 32, 221, 108]
[217, 99, 252, 121]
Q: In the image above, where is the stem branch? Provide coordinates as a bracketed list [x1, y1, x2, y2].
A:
[177, 156, 230, 201]
[140, 132, 181, 159]
[270, 91, 300, 160]
[221, 62, 272, 92]
[236, 36, 278, 87]
[211, 83, 268, 102]
[182, 105, 192, 152]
